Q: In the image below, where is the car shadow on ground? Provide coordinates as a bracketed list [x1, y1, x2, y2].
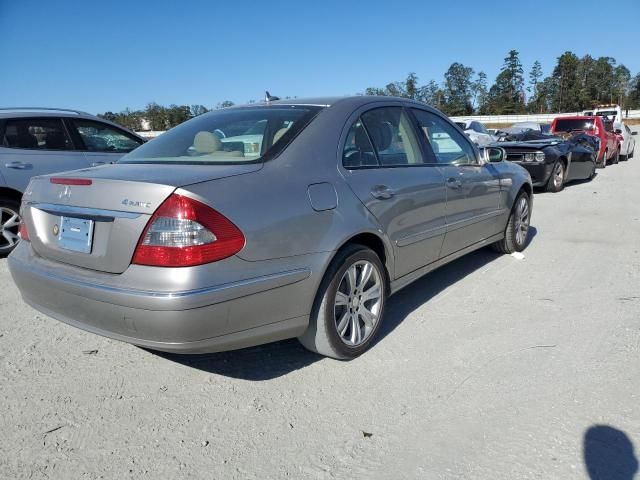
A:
[534, 175, 598, 194]
[150, 227, 538, 381]
[583, 425, 638, 479]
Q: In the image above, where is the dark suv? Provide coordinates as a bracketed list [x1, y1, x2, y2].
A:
[0, 108, 145, 254]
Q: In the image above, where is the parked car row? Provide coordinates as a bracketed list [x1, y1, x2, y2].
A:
[2, 97, 635, 360]
[455, 107, 636, 193]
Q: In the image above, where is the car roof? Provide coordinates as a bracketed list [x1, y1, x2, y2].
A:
[0, 107, 97, 118]
[231, 95, 432, 110]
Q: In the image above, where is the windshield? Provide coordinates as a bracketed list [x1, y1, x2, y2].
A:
[120, 105, 323, 165]
[553, 119, 595, 132]
[595, 110, 617, 121]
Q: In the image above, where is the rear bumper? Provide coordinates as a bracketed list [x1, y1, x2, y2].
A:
[8, 243, 324, 353]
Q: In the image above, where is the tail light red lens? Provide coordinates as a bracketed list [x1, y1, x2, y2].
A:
[132, 194, 245, 267]
[18, 221, 30, 241]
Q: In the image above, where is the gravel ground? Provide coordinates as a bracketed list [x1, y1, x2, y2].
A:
[1, 128, 639, 479]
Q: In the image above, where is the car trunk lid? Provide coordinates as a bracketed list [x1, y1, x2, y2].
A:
[21, 163, 260, 273]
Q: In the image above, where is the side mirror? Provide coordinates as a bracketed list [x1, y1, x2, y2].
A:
[482, 147, 506, 163]
[615, 129, 623, 135]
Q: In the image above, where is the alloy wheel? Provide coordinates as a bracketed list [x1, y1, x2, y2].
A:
[0, 206, 21, 250]
[514, 196, 530, 247]
[553, 162, 564, 190]
[334, 260, 382, 347]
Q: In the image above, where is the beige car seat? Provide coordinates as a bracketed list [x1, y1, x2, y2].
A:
[192, 131, 243, 157]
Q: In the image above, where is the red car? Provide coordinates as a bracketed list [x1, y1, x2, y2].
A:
[550, 116, 620, 167]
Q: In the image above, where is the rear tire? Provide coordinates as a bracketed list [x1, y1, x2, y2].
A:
[492, 191, 531, 254]
[545, 161, 565, 193]
[0, 197, 22, 256]
[299, 245, 387, 360]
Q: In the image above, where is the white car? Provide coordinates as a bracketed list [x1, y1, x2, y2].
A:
[455, 120, 496, 146]
[593, 105, 636, 160]
[617, 124, 636, 160]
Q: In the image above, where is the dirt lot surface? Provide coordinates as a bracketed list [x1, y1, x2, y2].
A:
[1, 128, 639, 479]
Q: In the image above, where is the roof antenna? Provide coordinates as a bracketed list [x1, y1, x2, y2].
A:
[265, 91, 280, 102]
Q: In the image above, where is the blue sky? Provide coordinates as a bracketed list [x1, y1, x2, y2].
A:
[1, 0, 639, 114]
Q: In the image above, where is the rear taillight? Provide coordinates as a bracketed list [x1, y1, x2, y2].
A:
[132, 194, 245, 267]
[18, 221, 30, 241]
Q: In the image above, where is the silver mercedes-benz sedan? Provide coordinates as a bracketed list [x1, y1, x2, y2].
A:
[9, 96, 533, 359]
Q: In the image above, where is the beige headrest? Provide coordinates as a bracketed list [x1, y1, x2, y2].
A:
[193, 131, 221, 153]
[273, 127, 289, 144]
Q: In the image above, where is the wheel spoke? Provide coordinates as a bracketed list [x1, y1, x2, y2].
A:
[361, 284, 381, 303]
[3, 214, 20, 229]
[350, 315, 361, 344]
[358, 263, 373, 289]
[335, 291, 349, 307]
[359, 307, 375, 329]
[337, 311, 350, 336]
[346, 266, 357, 294]
[2, 230, 19, 246]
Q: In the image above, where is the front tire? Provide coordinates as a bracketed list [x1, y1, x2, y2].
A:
[613, 149, 620, 164]
[492, 191, 531, 254]
[299, 245, 387, 360]
[0, 197, 21, 256]
[545, 161, 565, 193]
[597, 149, 608, 169]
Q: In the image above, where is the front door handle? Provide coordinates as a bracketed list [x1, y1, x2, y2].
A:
[371, 185, 395, 200]
[91, 161, 106, 167]
[5, 161, 32, 170]
[446, 177, 462, 189]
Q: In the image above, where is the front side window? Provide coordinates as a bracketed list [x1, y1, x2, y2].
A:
[2, 118, 72, 150]
[359, 107, 424, 166]
[72, 119, 142, 153]
[412, 109, 476, 165]
[121, 106, 322, 165]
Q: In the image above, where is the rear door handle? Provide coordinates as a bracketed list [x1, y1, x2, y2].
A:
[5, 161, 32, 170]
[371, 185, 395, 200]
[446, 177, 462, 189]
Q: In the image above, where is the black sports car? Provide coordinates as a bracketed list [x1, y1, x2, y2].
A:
[494, 130, 598, 192]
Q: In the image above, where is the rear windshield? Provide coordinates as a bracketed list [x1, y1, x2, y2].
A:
[553, 119, 595, 132]
[120, 105, 323, 165]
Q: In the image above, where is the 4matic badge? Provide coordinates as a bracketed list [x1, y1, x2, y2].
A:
[122, 198, 152, 209]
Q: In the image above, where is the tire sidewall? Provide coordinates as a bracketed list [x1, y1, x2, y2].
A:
[508, 192, 531, 252]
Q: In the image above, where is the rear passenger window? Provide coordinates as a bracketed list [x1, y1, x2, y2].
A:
[72, 119, 143, 153]
[360, 107, 424, 166]
[2, 118, 72, 150]
[411, 109, 477, 165]
[342, 120, 378, 168]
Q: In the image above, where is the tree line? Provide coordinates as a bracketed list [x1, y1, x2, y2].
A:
[98, 101, 235, 131]
[99, 49, 640, 130]
[364, 49, 640, 116]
